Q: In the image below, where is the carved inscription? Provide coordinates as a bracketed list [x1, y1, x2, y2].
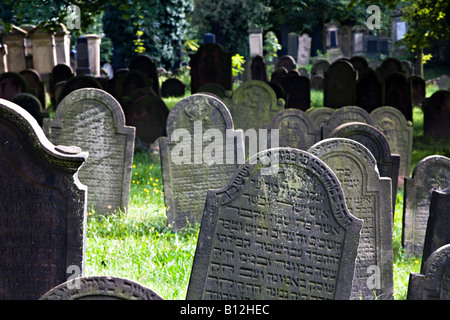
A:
[188, 148, 363, 300]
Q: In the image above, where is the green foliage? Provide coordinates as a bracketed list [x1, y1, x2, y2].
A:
[231, 53, 245, 77]
[263, 31, 281, 63]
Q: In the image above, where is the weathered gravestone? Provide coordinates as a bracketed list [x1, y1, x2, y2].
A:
[57, 76, 103, 107]
[0, 72, 28, 101]
[421, 90, 450, 139]
[322, 106, 374, 139]
[160, 78, 186, 98]
[227, 80, 284, 132]
[421, 187, 450, 273]
[403, 155, 450, 257]
[243, 55, 269, 82]
[306, 107, 335, 130]
[128, 54, 160, 96]
[349, 56, 369, 76]
[384, 72, 413, 122]
[276, 55, 297, 71]
[311, 59, 331, 78]
[310, 75, 324, 90]
[407, 244, 450, 300]
[371, 106, 413, 178]
[436, 74, 450, 91]
[12, 92, 49, 126]
[113, 69, 153, 103]
[197, 83, 228, 99]
[278, 73, 311, 111]
[159, 94, 244, 230]
[0, 98, 88, 300]
[329, 122, 400, 215]
[410, 75, 426, 106]
[267, 109, 319, 150]
[376, 57, 403, 81]
[270, 67, 288, 84]
[189, 43, 232, 94]
[40, 276, 164, 300]
[356, 69, 384, 113]
[187, 147, 363, 300]
[19, 68, 47, 109]
[50, 63, 74, 94]
[323, 60, 357, 108]
[43, 88, 135, 215]
[308, 138, 393, 300]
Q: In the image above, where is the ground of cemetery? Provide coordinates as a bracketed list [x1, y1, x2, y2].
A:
[84, 83, 449, 300]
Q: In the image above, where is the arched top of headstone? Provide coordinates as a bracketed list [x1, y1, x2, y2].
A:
[311, 58, 331, 76]
[197, 83, 227, 99]
[322, 106, 374, 138]
[377, 57, 403, 80]
[371, 106, 411, 129]
[306, 106, 335, 129]
[350, 56, 369, 74]
[53, 88, 126, 129]
[325, 59, 357, 78]
[411, 155, 450, 182]
[166, 93, 234, 136]
[39, 276, 164, 300]
[58, 75, 103, 106]
[232, 80, 278, 110]
[19, 68, 42, 82]
[0, 72, 29, 99]
[0, 98, 87, 171]
[276, 55, 297, 71]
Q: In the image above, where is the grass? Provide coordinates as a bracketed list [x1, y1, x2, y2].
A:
[84, 81, 448, 300]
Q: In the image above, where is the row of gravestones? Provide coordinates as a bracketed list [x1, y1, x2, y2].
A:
[0, 92, 449, 300]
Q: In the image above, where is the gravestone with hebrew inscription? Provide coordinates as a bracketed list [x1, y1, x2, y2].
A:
[267, 108, 319, 150]
[323, 60, 357, 108]
[371, 106, 413, 177]
[0, 98, 88, 300]
[308, 138, 393, 300]
[329, 122, 400, 215]
[159, 94, 244, 230]
[306, 107, 335, 132]
[403, 155, 450, 257]
[228, 80, 284, 132]
[40, 276, 164, 300]
[322, 106, 374, 139]
[187, 147, 363, 300]
[407, 244, 450, 300]
[421, 187, 450, 273]
[43, 88, 135, 215]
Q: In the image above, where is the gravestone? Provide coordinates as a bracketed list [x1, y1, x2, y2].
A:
[384, 72, 413, 122]
[40, 276, 164, 300]
[0, 72, 28, 101]
[401, 60, 415, 77]
[371, 106, 413, 178]
[187, 147, 363, 300]
[57, 76, 103, 107]
[19, 68, 47, 109]
[0, 98, 88, 300]
[43, 88, 135, 215]
[113, 70, 153, 103]
[310, 75, 324, 90]
[403, 155, 450, 257]
[436, 74, 450, 91]
[276, 55, 297, 71]
[311, 59, 331, 77]
[322, 106, 374, 139]
[50, 63, 74, 95]
[308, 138, 393, 300]
[189, 43, 232, 94]
[356, 69, 384, 113]
[350, 56, 369, 76]
[243, 55, 269, 82]
[128, 54, 160, 96]
[228, 80, 284, 132]
[197, 83, 227, 99]
[421, 90, 450, 139]
[329, 122, 400, 214]
[76, 36, 90, 76]
[376, 57, 403, 81]
[12, 92, 49, 126]
[271, 67, 288, 84]
[306, 107, 335, 131]
[323, 60, 357, 108]
[120, 86, 169, 145]
[160, 78, 186, 98]
[409, 75, 426, 106]
[278, 73, 311, 111]
[267, 109, 319, 150]
[421, 187, 450, 273]
[407, 244, 450, 300]
[297, 34, 312, 66]
[159, 94, 244, 230]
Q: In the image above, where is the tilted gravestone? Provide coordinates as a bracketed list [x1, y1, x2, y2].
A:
[356, 69, 384, 113]
[329, 122, 400, 215]
[421, 187, 450, 273]
[0, 98, 88, 299]
[40, 276, 164, 300]
[189, 43, 232, 94]
[323, 60, 357, 108]
[308, 138, 393, 300]
[227, 80, 284, 132]
[43, 88, 135, 215]
[267, 108, 319, 150]
[187, 148, 363, 300]
[403, 155, 450, 257]
[384, 72, 413, 122]
[421, 90, 450, 139]
[371, 106, 413, 178]
[159, 94, 244, 230]
[322, 106, 374, 139]
[407, 244, 450, 300]
[278, 73, 311, 111]
[306, 107, 335, 131]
